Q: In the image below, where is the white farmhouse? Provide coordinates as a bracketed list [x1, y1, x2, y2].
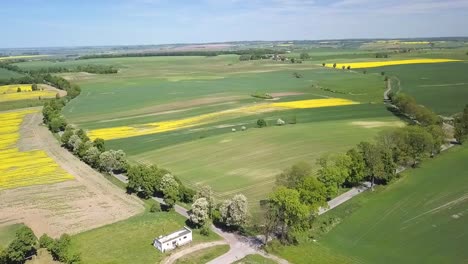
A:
[153, 226, 192, 252]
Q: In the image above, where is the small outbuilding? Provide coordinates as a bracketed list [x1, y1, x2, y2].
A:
[153, 226, 192, 252]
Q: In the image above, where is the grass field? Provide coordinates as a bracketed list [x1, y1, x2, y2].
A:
[0, 224, 24, 248]
[271, 145, 468, 264]
[131, 111, 402, 213]
[368, 61, 468, 115]
[71, 211, 220, 264]
[174, 245, 230, 264]
[0, 68, 23, 79]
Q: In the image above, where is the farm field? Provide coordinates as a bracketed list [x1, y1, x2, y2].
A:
[271, 145, 468, 264]
[323, 58, 461, 69]
[0, 110, 143, 237]
[368, 61, 468, 115]
[131, 112, 403, 213]
[0, 109, 73, 190]
[71, 211, 221, 264]
[14, 55, 399, 215]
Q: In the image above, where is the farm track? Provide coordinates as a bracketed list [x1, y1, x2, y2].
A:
[0, 110, 144, 237]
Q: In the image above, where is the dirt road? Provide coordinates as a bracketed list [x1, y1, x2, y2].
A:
[0, 111, 144, 237]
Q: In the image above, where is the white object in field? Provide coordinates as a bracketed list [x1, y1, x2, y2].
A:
[241, 126, 246, 131]
[153, 226, 192, 252]
[232, 128, 236, 132]
[276, 118, 285, 126]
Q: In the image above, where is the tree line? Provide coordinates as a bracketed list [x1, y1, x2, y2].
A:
[0, 62, 117, 75]
[79, 49, 283, 60]
[0, 226, 79, 264]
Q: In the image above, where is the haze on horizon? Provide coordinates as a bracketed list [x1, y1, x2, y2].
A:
[2, 0, 468, 49]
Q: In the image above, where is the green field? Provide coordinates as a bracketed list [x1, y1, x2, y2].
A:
[174, 245, 229, 264]
[0, 68, 23, 79]
[272, 145, 468, 264]
[368, 61, 468, 115]
[0, 224, 25, 248]
[71, 211, 220, 264]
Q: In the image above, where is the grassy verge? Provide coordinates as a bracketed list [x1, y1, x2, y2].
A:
[174, 245, 229, 264]
[0, 224, 25, 248]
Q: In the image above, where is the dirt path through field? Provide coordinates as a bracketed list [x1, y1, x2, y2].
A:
[0, 111, 144, 237]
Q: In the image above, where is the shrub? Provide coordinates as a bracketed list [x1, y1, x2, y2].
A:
[200, 225, 210, 236]
[257, 119, 267, 128]
[39, 234, 54, 249]
[150, 201, 161, 213]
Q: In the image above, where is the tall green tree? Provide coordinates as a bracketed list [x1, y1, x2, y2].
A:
[266, 187, 309, 244]
[297, 176, 327, 212]
[159, 174, 179, 209]
[316, 154, 351, 198]
[5, 226, 37, 263]
[276, 161, 312, 189]
[345, 148, 366, 186]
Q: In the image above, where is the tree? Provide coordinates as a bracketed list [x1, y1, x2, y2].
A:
[358, 142, 386, 190]
[257, 119, 267, 128]
[345, 148, 366, 186]
[189, 198, 209, 227]
[159, 174, 179, 209]
[316, 154, 351, 198]
[454, 104, 468, 144]
[68, 135, 82, 155]
[297, 176, 327, 212]
[150, 201, 161, 212]
[425, 125, 445, 154]
[276, 161, 312, 189]
[126, 164, 163, 198]
[322, 63, 326, 67]
[93, 138, 105, 152]
[17, 87, 21, 93]
[60, 126, 74, 147]
[49, 116, 67, 132]
[194, 185, 215, 217]
[83, 146, 101, 168]
[405, 126, 434, 166]
[299, 53, 310, 60]
[266, 187, 309, 244]
[333, 63, 337, 68]
[5, 226, 37, 263]
[31, 83, 38, 91]
[219, 194, 249, 229]
[99, 150, 127, 173]
[347, 65, 351, 70]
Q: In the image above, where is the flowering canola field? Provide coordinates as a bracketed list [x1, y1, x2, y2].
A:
[0, 84, 56, 102]
[0, 109, 73, 190]
[88, 98, 358, 141]
[324, 58, 461, 69]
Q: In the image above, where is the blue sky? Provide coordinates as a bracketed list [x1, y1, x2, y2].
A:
[2, 0, 468, 48]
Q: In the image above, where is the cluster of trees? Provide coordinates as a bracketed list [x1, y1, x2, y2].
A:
[126, 164, 195, 208]
[299, 53, 310, 60]
[38, 234, 80, 264]
[42, 74, 81, 98]
[189, 185, 249, 232]
[375, 53, 390, 58]
[0, 226, 79, 264]
[390, 93, 440, 126]
[454, 104, 468, 143]
[263, 113, 447, 244]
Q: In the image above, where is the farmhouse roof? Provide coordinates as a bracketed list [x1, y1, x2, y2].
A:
[155, 226, 191, 244]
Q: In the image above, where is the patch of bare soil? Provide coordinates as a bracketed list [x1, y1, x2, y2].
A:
[39, 84, 67, 97]
[351, 120, 405, 128]
[0, 112, 143, 237]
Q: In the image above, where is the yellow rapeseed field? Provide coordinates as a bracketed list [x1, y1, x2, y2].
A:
[0, 109, 73, 190]
[323, 58, 461, 69]
[88, 98, 358, 141]
[0, 84, 56, 102]
[0, 84, 33, 93]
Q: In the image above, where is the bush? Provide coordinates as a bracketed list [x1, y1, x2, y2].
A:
[39, 234, 54, 249]
[150, 201, 162, 213]
[257, 119, 267, 128]
[200, 225, 210, 236]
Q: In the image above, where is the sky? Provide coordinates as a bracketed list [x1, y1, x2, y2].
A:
[2, 0, 468, 48]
